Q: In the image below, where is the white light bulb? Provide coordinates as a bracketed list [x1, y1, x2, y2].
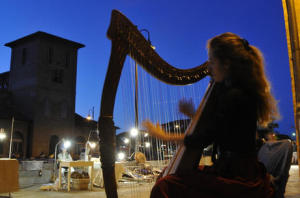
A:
[124, 138, 129, 144]
[63, 140, 71, 149]
[130, 128, 138, 137]
[89, 142, 96, 149]
[0, 133, 6, 140]
[145, 142, 150, 148]
[118, 152, 125, 161]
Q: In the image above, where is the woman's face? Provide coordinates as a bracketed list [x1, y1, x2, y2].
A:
[208, 49, 228, 82]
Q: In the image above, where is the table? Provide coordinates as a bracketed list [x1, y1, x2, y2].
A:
[0, 159, 19, 195]
[59, 161, 94, 192]
[92, 162, 124, 188]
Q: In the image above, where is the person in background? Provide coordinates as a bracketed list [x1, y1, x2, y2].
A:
[257, 128, 293, 198]
[57, 147, 74, 180]
[292, 141, 298, 164]
[58, 147, 72, 162]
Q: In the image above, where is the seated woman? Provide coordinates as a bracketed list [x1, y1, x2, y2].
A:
[58, 147, 74, 178]
[143, 32, 278, 198]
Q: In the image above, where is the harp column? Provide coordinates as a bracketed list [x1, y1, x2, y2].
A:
[99, 39, 128, 198]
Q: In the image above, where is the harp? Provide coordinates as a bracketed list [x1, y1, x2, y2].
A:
[99, 10, 210, 198]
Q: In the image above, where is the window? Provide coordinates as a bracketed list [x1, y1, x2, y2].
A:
[48, 47, 53, 64]
[22, 48, 27, 65]
[49, 135, 59, 155]
[51, 69, 64, 83]
[0, 142, 3, 155]
[12, 131, 23, 158]
[74, 136, 85, 160]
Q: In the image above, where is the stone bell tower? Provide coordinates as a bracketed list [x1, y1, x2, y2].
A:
[5, 31, 84, 156]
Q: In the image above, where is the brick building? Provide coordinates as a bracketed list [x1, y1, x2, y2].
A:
[0, 31, 97, 159]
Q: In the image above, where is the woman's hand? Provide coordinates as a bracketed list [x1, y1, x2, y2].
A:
[179, 99, 195, 118]
[142, 120, 169, 140]
[142, 120, 185, 143]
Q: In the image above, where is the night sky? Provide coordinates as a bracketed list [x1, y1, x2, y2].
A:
[0, 0, 294, 136]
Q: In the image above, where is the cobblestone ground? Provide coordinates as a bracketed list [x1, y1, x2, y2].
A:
[1, 165, 300, 198]
[285, 165, 300, 198]
[0, 182, 153, 198]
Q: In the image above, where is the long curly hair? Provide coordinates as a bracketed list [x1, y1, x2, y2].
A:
[207, 32, 279, 126]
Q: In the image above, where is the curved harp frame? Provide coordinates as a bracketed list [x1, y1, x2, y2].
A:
[99, 9, 209, 198]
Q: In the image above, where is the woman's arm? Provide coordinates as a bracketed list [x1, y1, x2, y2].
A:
[142, 120, 185, 143]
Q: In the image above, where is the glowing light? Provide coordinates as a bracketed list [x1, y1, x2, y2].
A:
[292, 132, 296, 136]
[63, 140, 71, 149]
[0, 132, 6, 140]
[124, 138, 129, 144]
[144, 133, 148, 137]
[117, 152, 125, 161]
[86, 115, 92, 120]
[145, 142, 150, 148]
[89, 142, 96, 149]
[175, 124, 180, 128]
[130, 128, 139, 137]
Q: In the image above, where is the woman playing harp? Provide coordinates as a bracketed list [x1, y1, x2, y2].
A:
[143, 32, 278, 198]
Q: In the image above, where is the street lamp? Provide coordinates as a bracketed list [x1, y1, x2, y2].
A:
[85, 129, 99, 161]
[145, 142, 150, 148]
[140, 29, 156, 49]
[117, 152, 125, 161]
[86, 107, 95, 121]
[123, 138, 129, 144]
[130, 128, 139, 137]
[0, 128, 6, 140]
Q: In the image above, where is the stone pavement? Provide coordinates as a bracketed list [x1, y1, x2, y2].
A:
[1, 165, 300, 198]
[285, 165, 300, 198]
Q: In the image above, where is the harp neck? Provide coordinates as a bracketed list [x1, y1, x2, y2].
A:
[107, 9, 209, 85]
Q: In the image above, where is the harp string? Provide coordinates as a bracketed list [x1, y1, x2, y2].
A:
[115, 41, 209, 196]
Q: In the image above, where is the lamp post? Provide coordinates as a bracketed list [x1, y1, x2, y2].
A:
[86, 107, 95, 121]
[9, 117, 14, 159]
[85, 129, 99, 161]
[53, 138, 71, 180]
[140, 29, 156, 50]
[132, 29, 155, 155]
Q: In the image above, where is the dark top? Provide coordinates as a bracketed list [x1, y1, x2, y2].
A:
[184, 81, 257, 155]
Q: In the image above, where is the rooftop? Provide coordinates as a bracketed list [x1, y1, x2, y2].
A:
[5, 31, 85, 49]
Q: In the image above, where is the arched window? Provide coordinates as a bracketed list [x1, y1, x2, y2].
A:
[74, 136, 85, 160]
[49, 135, 59, 155]
[12, 131, 23, 158]
[0, 142, 3, 155]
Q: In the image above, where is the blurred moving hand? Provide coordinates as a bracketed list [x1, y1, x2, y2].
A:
[179, 98, 195, 118]
[142, 120, 169, 140]
[142, 120, 184, 143]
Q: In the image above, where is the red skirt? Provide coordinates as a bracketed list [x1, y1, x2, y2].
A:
[151, 158, 274, 198]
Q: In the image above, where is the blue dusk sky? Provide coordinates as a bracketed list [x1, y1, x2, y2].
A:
[0, 0, 295, 136]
